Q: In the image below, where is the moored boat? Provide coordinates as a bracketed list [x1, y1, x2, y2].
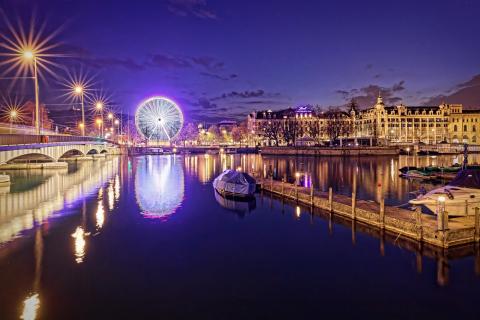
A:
[213, 169, 257, 198]
[409, 169, 480, 216]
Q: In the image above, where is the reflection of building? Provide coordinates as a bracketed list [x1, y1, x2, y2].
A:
[248, 96, 480, 146]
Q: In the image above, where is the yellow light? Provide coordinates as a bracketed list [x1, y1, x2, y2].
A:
[173, 147, 177, 153]
[295, 172, 300, 178]
[71, 227, 87, 264]
[23, 50, 34, 60]
[20, 293, 40, 320]
[114, 119, 120, 125]
[406, 147, 410, 152]
[95, 102, 103, 110]
[78, 122, 84, 128]
[438, 196, 446, 203]
[107, 113, 113, 119]
[96, 118, 102, 125]
[236, 166, 242, 172]
[10, 110, 17, 118]
[110, 127, 114, 132]
[296, 206, 301, 217]
[74, 86, 83, 94]
[220, 148, 225, 153]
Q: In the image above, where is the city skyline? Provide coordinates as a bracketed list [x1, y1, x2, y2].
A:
[1, 0, 480, 124]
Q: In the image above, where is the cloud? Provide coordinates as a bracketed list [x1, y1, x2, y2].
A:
[422, 74, 480, 107]
[200, 72, 230, 81]
[195, 97, 218, 109]
[84, 57, 145, 71]
[167, 0, 217, 19]
[336, 81, 406, 108]
[212, 89, 282, 100]
[147, 54, 192, 68]
[191, 56, 224, 70]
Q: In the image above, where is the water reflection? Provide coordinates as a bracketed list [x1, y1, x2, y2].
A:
[214, 191, 256, 217]
[0, 158, 119, 245]
[20, 293, 39, 320]
[134, 155, 185, 219]
[71, 226, 88, 264]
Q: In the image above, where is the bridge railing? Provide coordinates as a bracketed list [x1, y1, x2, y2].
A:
[0, 134, 115, 146]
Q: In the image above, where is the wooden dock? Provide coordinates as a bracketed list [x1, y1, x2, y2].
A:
[257, 177, 480, 249]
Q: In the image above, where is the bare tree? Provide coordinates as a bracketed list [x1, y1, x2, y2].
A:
[321, 107, 353, 146]
[259, 121, 282, 146]
[281, 119, 299, 146]
[306, 120, 322, 145]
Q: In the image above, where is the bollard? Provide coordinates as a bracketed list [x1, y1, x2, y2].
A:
[465, 199, 469, 216]
[415, 206, 423, 241]
[328, 187, 333, 212]
[437, 196, 446, 231]
[475, 208, 480, 242]
[270, 176, 273, 191]
[351, 192, 356, 219]
[281, 179, 284, 196]
[379, 198, 385, 229]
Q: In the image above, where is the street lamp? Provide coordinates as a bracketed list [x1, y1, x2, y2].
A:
[74, 85, 85, 136]
[96, 102, 104, 137]
[9, 110, 17, 133]
[95, 118, 102, 137]
[22, 49, 41, 135]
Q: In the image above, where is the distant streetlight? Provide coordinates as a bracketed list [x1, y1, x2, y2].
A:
[9, 110, 18, 133]
[96, 102, 104, 137]
[74, 85, 85, 135]
[22, 50, 41, 135]
[95, 118, 102, 137]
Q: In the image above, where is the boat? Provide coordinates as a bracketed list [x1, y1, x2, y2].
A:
[409, 169, 480, 216]
[213, 169, 257, 198]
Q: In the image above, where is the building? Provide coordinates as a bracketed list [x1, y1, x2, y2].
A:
[247, 95, 480, 146]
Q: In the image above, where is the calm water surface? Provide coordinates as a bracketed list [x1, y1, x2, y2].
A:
[0, 154, 479, 319]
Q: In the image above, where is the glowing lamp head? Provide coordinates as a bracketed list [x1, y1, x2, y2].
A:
[438, 196, 446, 203]
[10, 110, 17, 118]
[95, 102, 103, 110]
[157, 117, 163, 124]
[295, 172, 300, 178]
[114, 119, 120, 125]
[74, 86, 83, 94]
[108, 113, 113, 119]
[23, 50, 34, 60]
[96, 118, 102, 125]
[78, 122, 84, 128]
[110, 127, 114, 132]
[406, 147, 410, 152]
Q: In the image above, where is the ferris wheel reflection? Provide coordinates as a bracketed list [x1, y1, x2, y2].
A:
[134, 155, 185, 220]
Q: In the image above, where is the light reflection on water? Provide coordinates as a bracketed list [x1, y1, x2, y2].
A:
[1, 154, 480, 318]
[134, 155, 185, 219]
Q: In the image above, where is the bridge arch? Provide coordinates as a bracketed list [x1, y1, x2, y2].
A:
[59, 149, 85, 160]
[86, 149, 99, 155]
[7, 153, 55, 164]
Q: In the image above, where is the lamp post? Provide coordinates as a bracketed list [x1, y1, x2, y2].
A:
[96, 102, 104, 138]
[74, 86, 85, 136]
[23, 50, 41, 135]
[9, 110, 17, 134]
[95, 118, 102, 137]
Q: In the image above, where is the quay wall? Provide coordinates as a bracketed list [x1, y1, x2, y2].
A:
[260, 146, 400, 156]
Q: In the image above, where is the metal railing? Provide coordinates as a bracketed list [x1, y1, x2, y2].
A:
[0, 134, 114, 146]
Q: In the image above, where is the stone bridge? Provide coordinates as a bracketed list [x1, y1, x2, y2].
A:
[0, 140, 120, 169]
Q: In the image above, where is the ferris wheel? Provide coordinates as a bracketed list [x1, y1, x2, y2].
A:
[135, 96, 184, 142]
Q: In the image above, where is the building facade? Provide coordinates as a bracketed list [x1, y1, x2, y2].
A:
[248, 95, 480, 146]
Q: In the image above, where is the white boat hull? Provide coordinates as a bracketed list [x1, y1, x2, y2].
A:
[409, 186, 480, 216]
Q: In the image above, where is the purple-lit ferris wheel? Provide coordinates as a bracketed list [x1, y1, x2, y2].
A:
[135, 96, 184, 142]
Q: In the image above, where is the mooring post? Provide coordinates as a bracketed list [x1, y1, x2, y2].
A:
[310, 183, 314, 206]
[295, 181, 298, 202]
[437, 197, 446, 231]
[475, 207, 480, 242]
[328, 187, 333, 212]
[415, 206, 423, 241]
[379, 198, 385, 229]
[270, 176, 273, 192]
[351, 191, 356, 219]
[281, 179, 284, 196]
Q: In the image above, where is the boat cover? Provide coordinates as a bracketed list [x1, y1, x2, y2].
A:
[449, 169, 480, 189]
[213, 170, 256, 196]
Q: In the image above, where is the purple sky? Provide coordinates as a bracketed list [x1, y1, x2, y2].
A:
[1, 0, 480, 123]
